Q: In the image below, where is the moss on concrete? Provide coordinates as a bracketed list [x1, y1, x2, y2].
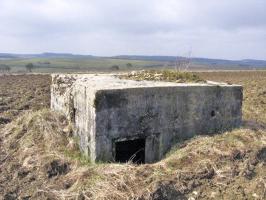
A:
[119, 70, 206, 83]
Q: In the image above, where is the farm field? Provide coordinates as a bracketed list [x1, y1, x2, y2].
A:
[2, 56, 263, 74]
[0, 57, 164, 73]
[0, 71, 265, 199]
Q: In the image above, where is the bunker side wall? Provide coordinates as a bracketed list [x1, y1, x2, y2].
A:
[93, 85, 242, 163]
[51, 77, 74, 120]
[72, 86, 96, 159]
[51, 75, 96, 160]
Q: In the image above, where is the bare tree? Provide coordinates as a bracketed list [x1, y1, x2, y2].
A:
[175, 49, 192, 71]
[126, 63, 133, 69]
[25, 63, 34, 73]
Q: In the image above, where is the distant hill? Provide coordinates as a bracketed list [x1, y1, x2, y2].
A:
[112, 55, 266, 68]
[0, 53, 19, 59]
[39, 53, 94, 59]
[0, 53, 266, 70]
[0, 52, 95, 59]
[111, 55, 179, 62]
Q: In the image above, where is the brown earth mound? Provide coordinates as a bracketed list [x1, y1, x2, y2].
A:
[0, 109, 265, 199]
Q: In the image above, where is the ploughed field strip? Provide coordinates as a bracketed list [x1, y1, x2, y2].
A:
[51, 72, 242, 163]
[0, 75, 50, 127]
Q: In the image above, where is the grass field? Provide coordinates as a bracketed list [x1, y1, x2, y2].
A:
[2, 56, 265, 74]
[0, 71, 265, 199]
[0, 57, 164, 73]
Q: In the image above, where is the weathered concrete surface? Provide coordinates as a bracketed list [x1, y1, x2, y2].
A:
[51, 74, 243, 163]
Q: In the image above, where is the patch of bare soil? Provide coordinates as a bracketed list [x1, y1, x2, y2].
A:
[0, 72, 265, 200]
[0, 75, 50, 126]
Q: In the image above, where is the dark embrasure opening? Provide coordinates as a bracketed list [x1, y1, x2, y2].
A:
[115, 138, 145, 164]
[211, 110, 216, 117]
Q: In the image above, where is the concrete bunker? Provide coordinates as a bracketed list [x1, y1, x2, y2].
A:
[51, 74, 243, 164]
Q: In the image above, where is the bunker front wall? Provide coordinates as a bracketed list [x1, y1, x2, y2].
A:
[93, 85, 242, 163]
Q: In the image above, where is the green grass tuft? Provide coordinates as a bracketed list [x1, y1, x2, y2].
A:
[119, 70, 206, 83]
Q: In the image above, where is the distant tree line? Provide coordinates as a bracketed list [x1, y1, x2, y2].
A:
[38, 61, 50, 65]
[0, 64, 11, 73]
[109, 63, 134, 71]
[110, 65, 120, 71]
[126, 63, 133, 68]
[0, 63, 36, 73]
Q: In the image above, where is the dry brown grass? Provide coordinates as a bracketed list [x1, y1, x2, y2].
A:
[0, 71, 266, 200]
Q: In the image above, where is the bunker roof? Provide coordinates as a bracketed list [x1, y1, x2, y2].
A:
[52, 74, 241, 91]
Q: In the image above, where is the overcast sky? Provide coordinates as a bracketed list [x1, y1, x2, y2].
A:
[0, 0, 265, 60]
